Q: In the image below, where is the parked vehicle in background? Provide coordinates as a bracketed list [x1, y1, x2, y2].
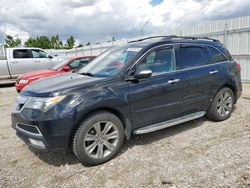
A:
[11, 36, 242, 166]
[15, 55, 96, 92]
[0, 46, 58, 84]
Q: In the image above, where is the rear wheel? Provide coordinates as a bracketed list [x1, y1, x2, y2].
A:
[207, 87, 234, 121]
[73, 111, 124, 166]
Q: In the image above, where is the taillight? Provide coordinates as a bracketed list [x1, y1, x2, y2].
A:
[236, 63, 241, 71]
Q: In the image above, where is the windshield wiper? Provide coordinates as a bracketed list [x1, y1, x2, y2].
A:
[79, 72, 94, 77]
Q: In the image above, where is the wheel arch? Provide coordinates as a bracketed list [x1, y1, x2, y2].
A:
[68, 106, 132, 149]
[217, 83, 237, 103]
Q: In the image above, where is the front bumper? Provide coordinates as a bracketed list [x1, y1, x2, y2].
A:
[11, 111, 76, 151]
[11, 114, 75, 152]
[11, 94, 78, 152]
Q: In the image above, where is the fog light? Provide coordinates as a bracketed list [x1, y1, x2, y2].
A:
[28, 138, 45, 148]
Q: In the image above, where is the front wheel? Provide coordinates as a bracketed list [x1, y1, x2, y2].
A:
[207, 87, 235, 121]
[73, 111, 124, 166]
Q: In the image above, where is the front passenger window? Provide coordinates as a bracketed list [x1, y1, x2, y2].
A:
[31, 50, 48, 58]
[137, 48, 175, 75]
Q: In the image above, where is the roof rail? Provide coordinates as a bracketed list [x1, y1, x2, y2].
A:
[166, 36, 220, 42]
[128, 35, 177, 43]
[128, 35, 219, 43]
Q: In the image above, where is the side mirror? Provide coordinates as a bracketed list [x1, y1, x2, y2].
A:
[48, 55, 53, 59]
[62, 65, 70, 71]
[134, 69, 152, 79]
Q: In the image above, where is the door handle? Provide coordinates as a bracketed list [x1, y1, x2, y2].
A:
[12, 61, 18, 64]
[209, 70, 218, 75]
[35, 60, 40, 63]
[168, 79, 180, 84]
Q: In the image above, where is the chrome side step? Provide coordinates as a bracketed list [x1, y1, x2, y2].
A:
[133, 111, 206, 134]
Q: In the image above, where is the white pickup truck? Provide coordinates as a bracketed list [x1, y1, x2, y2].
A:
[0, 45, 61, 84]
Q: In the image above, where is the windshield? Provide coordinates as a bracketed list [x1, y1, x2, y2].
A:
[50, 58, 69, 70]
[78, 44, 143, 77]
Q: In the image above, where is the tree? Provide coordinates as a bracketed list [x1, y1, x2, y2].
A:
[112, 36, 116, 41]
[51, 35, 63, 49]
[65, 36, 75, 49]
[77, 43, 83, 48]
[24, 37, 37, 47]
[86, 42, 90, 46]
[23, 35, 79, 49]
[36, 36, 51, 49]
[5, 35, 21, 48]
[24, 36, 51, 49]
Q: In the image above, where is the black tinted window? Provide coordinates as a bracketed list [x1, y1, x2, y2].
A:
[13, 50, 31, 58]
[178, 46, 208, 68]
[209, 47, 228, 63]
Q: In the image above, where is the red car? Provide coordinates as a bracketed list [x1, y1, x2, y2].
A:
[16, 55, 96, 92]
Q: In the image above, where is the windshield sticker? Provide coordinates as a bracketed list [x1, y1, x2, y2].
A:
[126, 48, 142, 52]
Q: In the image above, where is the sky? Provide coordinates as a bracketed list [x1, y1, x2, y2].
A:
[0, 0, 250, 45]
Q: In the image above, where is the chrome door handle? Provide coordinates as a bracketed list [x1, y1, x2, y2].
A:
[12, 61, 18, 64]
[168, 79, 180, 84]
[209, 70, 218, 75]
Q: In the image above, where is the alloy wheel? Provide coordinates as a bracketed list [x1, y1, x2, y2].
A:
[83, 121, 119, 159]
[216, 91, 233, 117]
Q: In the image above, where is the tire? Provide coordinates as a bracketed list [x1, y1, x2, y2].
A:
[73, 111, 124, 166]
[207, 87, 235, 121]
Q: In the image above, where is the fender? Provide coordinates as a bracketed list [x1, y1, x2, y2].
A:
[68, 84, 133, 143]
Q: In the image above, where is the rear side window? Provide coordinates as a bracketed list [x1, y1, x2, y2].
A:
[13, 49, 31, 58]
[178, 46, 209, 69]
[208, 47, 228, 63]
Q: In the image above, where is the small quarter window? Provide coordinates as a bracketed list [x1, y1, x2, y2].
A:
[208, 47, 228, 63]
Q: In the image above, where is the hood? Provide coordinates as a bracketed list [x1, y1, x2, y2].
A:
[21, 73, 106, 97]
[19, 69, 59, 80]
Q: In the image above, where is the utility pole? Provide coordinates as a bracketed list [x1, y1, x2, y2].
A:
[224, 23, 228, 47]
[141, 20, 150, 36]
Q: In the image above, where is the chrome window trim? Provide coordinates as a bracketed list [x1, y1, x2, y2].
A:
[138, 61, 228, 79]
[126, 42, 230, 78]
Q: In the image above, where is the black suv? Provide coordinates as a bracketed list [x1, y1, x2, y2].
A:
[11, 36, 242, 165]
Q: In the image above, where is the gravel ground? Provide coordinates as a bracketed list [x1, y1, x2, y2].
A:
[0, 84, 250, 188]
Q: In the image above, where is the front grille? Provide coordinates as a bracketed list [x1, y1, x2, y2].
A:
[16, 123, 41, 135]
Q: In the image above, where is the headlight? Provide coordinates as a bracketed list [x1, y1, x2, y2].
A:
[19, 79, 29, 84]
[24, 96, 65, 112]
